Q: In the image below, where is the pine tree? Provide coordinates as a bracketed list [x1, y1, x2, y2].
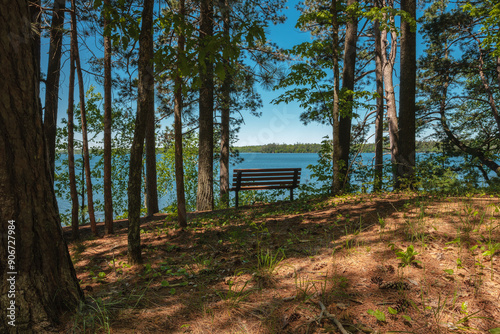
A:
[0, 0, 83, 329]
[197, 0, 215, 211]
[128, 0, 155, 264]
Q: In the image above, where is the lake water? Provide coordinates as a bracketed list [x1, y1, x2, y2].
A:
[56, 152, 323, 220]
[55, 152, 491, 221]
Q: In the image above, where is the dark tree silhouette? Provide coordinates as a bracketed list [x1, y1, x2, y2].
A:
[103, 0, 114, 234]
[0, 0, 83, 331]
[398, 0, 417, 188]
[174, 0, 188, 227]
[44, 0, 65, 182]
[128, 0, 155, 264]
[197, 0, 215, 211]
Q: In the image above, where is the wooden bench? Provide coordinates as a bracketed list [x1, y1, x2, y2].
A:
[230, 168, 301, 208]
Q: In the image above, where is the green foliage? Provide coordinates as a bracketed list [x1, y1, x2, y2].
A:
[215, 279, 251, 308]
[157, 133, 200, 213]
[402, 315, 412, 322]
[443, 269, 454, 275]
[307, 136, 333, 194]
[417, 153, 462, 193]
[358, 141, 440, 153]
[418, 3, 500, 185]
[388, 306, 398, 315]
[55, 86, 135, 224]
[390, 244, 420, 267]
[257, 247, 285, 272]
[237, 142, 322, 153]
[482, 242, 500, 258]
[462, 1, 500, 56]
[367, 309, 386, 322]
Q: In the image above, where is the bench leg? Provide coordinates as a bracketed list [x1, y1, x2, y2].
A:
[235, 191, 239, 208]
[290, 188, 294, 201]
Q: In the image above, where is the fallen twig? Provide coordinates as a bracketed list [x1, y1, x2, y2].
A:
[303, 300, 351, 334]
[318, 301, 350, 334]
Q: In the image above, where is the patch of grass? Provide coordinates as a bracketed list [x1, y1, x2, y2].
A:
[215, 278, 252, 309]
[71, 297, 111, 334]
[252, 246, 285, 288]
[294, 273, 317, 302]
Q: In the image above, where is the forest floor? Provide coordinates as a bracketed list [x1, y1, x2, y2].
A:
[62, 193, 500, 333]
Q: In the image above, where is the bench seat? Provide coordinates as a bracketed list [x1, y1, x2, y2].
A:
[230, 168, 301, 207]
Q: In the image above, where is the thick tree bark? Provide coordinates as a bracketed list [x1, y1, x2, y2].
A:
[220, 0, 231, 207]
[71, 0, 97, 235]
[68, 16, 79, 239]
[331, 0, 342, 194]
[337, 0, 358, 192]
[128, 0, 154, 264]
[331, 0, 341, 194]
[381, 0, 399, 189]
[103, 0, 114, 234]
[175, 0, 187, 228]
[30, 0, 41, 120]
[398, 0, 417, 189]
[44, 0, 65, 183]
[373, 0, 384, 191]
[0, 1, 83, 331]
[197, 0, 214, 211]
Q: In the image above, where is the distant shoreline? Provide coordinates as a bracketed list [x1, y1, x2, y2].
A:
[57, 141, 441, 155]
[235, 141, 440, 154]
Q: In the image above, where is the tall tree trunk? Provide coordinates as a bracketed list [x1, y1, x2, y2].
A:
[175, 0, 187, 228]
[331, 0, 342, 194]
[71, 0, 97, 235]
[44, 0, 65, 183]
[30, 0, 41, 119]
[381, 0, 399, 189]
[197, 0, 214, 211]
[103, 0, 114, 234]
[373, 0, 384, 192]
[220, 0, 231, 207]
[128, 0, 154, 264]
[145, 41, 158, 216]
[68, 15, 79, 239]
[0, 1, 83, 331]
[398, 0, 416, 189]
[338, 0, 358, 192]
[145, 121, 158, 215]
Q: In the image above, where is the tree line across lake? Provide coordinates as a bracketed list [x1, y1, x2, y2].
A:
[236, 141, 441, 154]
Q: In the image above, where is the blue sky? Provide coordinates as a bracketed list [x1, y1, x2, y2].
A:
[237, 0, 333, 146]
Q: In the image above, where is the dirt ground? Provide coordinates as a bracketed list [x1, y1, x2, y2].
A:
[62, 193, 500, 333]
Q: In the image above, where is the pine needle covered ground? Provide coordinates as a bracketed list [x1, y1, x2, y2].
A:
[63, 193, 500, 333]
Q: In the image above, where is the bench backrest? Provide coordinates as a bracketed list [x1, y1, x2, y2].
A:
[232, 168, 301, 191]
